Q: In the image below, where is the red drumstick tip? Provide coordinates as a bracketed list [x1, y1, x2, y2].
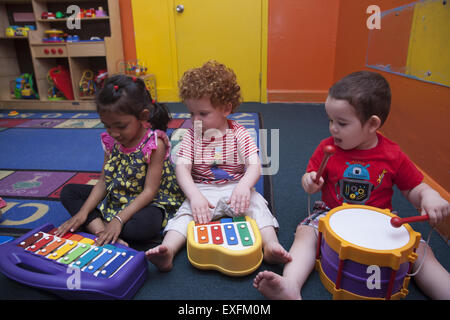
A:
[390, 217, 402, 228]
[323, 145, 336, 155]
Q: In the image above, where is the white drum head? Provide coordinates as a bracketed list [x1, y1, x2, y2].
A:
[328, 208, 411, 251]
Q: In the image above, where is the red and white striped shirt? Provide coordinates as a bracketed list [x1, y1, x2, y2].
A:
[177, 120, 259, 184]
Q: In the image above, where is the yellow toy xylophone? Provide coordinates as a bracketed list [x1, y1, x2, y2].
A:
[187, 216, 263, 276]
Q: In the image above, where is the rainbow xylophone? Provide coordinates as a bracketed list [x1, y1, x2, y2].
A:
[0, 224, 147, 299]
[187, 216, 263, 276]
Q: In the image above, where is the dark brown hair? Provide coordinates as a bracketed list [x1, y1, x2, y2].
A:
[329, 71, 391, 126]
[96, 74, 171, 131]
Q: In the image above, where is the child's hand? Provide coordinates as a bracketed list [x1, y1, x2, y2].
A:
[95, 217, 122, 246]
[229, 183, 251, 215]
[191, 194, 215, 224]
[302, 171, 324, 194]
[421, 192, 449, 227]
[55, 212, 88, 237]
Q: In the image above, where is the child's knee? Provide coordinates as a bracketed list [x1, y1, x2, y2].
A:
[294, 225, 317, 243]
[295, 224, 313, 235]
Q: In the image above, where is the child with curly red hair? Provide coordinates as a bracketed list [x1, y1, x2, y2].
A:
[146, 61, 291, 271]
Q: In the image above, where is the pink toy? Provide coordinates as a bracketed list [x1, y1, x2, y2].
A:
[0, 197, 6, 209]
[95, 6, 107, 17]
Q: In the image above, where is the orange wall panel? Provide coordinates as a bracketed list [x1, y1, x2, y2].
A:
[267, 0, 339, 102]
[118, 0, 136, 61]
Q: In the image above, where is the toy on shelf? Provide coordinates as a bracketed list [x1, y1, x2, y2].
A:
[66, 35, 80, 42]
[13, 74, 38, 99]
[79, 69, 95, 98]
[187, 216, 263, 276]
[41, 12, 56, 19]
[5, 25, 35, 37]
[43, 29, 66, 43]
[117, 59, 148, 76]
[117, 59, 157, 100]
[141, 74, 157, 101]
[95, 7, 107, 17]
[47, 71, 65, 101]
[77, 8, 103, 19]
[5, 26, 15, 37]
[128, 62, 147, 76]
[55, 11, 65, 19]
[95, 69, 108, 89]
[48, 66, 74, 100]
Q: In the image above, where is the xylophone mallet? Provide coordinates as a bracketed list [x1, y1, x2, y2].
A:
[314, 145, 336, 184]
[390, 214, 430, 228]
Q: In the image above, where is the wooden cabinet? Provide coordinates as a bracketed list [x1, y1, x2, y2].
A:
[0, 0, 123, 110]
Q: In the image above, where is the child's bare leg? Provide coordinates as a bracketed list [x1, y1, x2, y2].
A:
[145, 230, 186, 272]
[86, 217, 106, 235]
[260, 226, 292, 264]
[413, 242, 450, 300]
[254, 225, 317, 300]
[87, 218, 129, 246]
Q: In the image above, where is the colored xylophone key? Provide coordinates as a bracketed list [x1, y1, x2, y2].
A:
[98, 251, 133, 278]
[197, 226, 209, 244]
[73, 246, 103, 268]
[26, 233, 53, 252]
[37, 237, 65, 255]
[48, 240, 78, 260]
[194, 217, 254, 247]
[237, 222, 253, 246]
[221, 218, 238, 245]
[210, 223, 223, 245]
[18, 233, 42, 248]
[84, 248, 116, 274]
[59, 242, 92, 265]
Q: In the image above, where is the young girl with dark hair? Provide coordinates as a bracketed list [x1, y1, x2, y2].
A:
[56, 74, 184, 246]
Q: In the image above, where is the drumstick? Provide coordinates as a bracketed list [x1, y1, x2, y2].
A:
[314, 145, 336, 184]
[390, 214, 430, 228]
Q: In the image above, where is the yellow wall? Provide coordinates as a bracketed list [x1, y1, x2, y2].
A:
[132, 1, 179, 101]
[406, 0, 450, 87]
[132, 0, 268, 102]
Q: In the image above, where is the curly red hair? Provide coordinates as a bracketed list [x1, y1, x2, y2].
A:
[178, 60, 242, 112]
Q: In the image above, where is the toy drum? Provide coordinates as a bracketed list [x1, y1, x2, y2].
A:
[187, 216, 263, 276]
[315, 204, 421, 300]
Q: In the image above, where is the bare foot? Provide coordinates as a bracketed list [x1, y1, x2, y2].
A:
[263, 241, 292, 264]
[253, 270, 301, 300]
[145, 244, 174, 272]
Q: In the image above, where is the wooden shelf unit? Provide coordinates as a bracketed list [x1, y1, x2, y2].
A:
[0, 0, 123, 110]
